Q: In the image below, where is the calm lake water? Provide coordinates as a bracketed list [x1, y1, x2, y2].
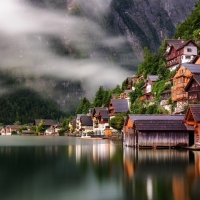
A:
[0, 136, 200, 200]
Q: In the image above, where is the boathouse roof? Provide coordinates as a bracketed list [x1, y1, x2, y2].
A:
[134, 120, 187, 131]
[187, 104, 200, 122]
[128, 114, 184, 123]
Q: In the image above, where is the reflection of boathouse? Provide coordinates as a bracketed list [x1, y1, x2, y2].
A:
[124, 114, 193, 148]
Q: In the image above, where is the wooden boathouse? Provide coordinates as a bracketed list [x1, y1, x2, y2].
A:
[124, 114, 192, 149]
[184, 104, 200, 147]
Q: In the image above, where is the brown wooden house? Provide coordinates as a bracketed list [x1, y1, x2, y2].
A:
[185, 75, 200, 103]
[171, 63, 200, 112]
[184, 104, 200, 147]
[140, 75, 158, 101]
[124, 114, 191, 148]
[164, 39, 197, 71]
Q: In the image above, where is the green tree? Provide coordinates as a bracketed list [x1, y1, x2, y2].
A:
[36, 120, 45, 134]
[109, 113, 126, 131]
[76, 97, 91, 114]
[93, 86, 105, 107]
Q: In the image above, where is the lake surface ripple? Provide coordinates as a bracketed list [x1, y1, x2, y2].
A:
[0, 136, 199, 200]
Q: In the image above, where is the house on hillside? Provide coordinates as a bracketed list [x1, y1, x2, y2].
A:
[124, 114, 191, 148]
[140, 75, 159, 101]
[108, 99, 129, 116]
[185, 75, 200, 103]
[164, 39, 197, 71]
[80, 116, 93, 134]
[184, 104, 200, 147]
[171, 63, 200, 113]
[33, 119, 55, 128]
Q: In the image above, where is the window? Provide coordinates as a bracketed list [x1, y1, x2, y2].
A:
[187, 48, 192, 52]
[186, 56, 191, 59]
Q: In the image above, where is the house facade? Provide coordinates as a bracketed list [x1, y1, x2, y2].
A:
[171, 63, 200, 112]
[140, 75, 158, 101]
[124, 114, 190, 148]
[184, 104, 200, 147]
[164, 39, 197, 71]
[185, 75, 200, 103]
[80, 116, 93, 134]
[1, 125, 22, 136]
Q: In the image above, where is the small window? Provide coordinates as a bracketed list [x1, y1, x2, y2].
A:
[187, 48, 192, 52]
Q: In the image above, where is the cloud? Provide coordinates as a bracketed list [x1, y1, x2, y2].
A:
[0, 0, 133, 99]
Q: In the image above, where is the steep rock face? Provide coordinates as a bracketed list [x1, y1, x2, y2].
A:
[109, 0, 198, 59]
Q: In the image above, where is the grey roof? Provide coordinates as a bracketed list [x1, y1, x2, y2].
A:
[166, 39, 196, 50]
[128, 114, 185, 123]
[99, 110, 109, 119]
[94, 107, 107, 115]
[188, 104, 200, 122]
[112, 99, 129, 113]
[134, 120, 187, 131]
[147, 75, 159, 82]
[181, 64, 200, 74]
[77, 114, 86, 120]
[80, 116, 93, 126]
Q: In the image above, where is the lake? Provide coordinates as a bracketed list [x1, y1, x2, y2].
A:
[0, 136, 199, 200]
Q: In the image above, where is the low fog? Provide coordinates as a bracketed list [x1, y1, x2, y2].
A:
[0, 0, 135, 100]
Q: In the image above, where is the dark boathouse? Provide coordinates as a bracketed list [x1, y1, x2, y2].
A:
[124, 114, 192, 149]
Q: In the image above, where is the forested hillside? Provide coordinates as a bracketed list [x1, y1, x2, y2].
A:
[0, 0, 198, 124]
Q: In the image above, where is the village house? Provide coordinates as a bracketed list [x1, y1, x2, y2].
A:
[75, 114, 86, 133]
[1, 125, 22, 136]
[124, 114, 191, 148]
[184, 104, 200, 147]
[185, 75, 200, 103]
[140, 75, 159, 101]
[171, 63, 200, 113]
[90, 107, 109, 135]
[80, 116, 93, 135]
[164, 39, 198, 71]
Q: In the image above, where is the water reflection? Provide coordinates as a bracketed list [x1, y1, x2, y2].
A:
[0, 137, 200, 200]
[123, 147, 200, 200]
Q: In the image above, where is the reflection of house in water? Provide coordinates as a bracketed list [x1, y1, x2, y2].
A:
[123, 148, 191, 200]
[74, 142, 116, 163]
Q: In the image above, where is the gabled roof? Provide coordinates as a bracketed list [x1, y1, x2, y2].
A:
[6, 125, 22, 129]
[181, 64, 200, 74]
[128, 114, 184, 124]
[111, 99, 129, 113]
[185, 74, 200, 91]
[94, 107, 107, 115]
[166, 39, 197, 50]
[80, 116, 93, 126]
[186, 104, 200, 122]
[77, 114, 86, 120]
[147, 75, 159, 82]
[171, 64, 200, 79]
[134, 120, 187, 131]
[34, 119, 55, 126]
[99, 110, 109, 119]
